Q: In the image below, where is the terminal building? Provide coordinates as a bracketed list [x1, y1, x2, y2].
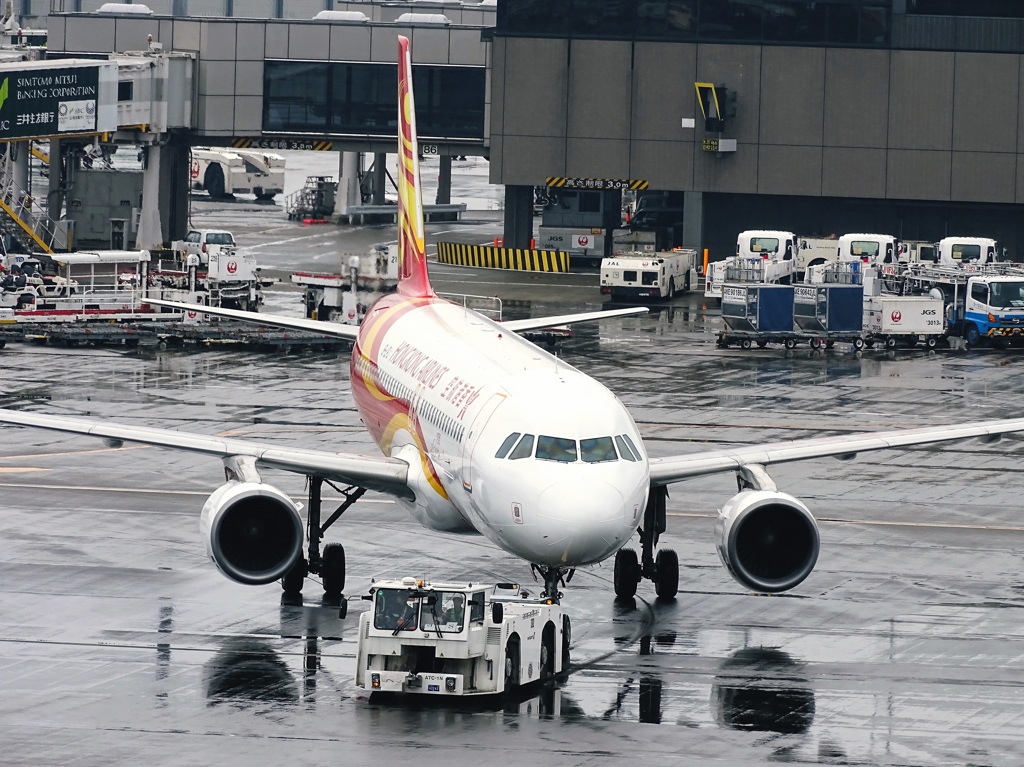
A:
[5, 1, 1024, 260]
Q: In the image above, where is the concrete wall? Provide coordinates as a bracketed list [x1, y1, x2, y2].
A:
[491, 37, 1024, 206]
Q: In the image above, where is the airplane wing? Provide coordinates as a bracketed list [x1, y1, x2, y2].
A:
[147, 298, 360, 339]
[502, 307, 648, 332]
[0, 408, 413, 499]
[648, 417, 1024, 485]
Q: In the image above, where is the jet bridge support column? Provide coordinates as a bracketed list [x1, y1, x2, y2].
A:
[335, 151, 361, 215]
[503, 184, 533, 249]
[434, 155, 451, 205]
[372, 152, 387, 205]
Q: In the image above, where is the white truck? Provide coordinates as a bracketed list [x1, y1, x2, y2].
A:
[795, 236, 839, 279]
[190, 148, 285, 200]
[600, 249, 699, 300]
[705, 230, 797, 300]
[862, 294, 946, 349]
[355, 577, 570, 697]
[293, 245, 398, 325]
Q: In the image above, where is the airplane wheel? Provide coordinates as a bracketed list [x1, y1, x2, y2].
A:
[504, 636, 521, 690]
[322, 542, 346, 596]
[614, 548, 640, 599]
[655, 549, 679, 600]
[282, 557, 307, 595]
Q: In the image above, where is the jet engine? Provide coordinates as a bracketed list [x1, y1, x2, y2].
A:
[715, 489, 819, 593]
[200, 481, 304, 585]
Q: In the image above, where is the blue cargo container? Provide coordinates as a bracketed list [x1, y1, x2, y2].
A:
[722, 284, 795, 333]
[793, 284, 864, 333]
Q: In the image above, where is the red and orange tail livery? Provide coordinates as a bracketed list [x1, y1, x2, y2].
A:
[396, 35, 434, 299]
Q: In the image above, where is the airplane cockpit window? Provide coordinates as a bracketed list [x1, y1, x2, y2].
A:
[495, 432, 521, 458]
[615, 435, 637, 461]
[373, 588, 419, 632]
[509, 433, 535, 460]
[581, 436, 618, 463]
[620, 434, 643, 461]
[536, 435, 578, 463]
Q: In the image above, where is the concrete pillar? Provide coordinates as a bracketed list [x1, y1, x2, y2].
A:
[10, 141, 29, 206]
[137, 144, 165, 250]
[372, 152, 387, 205]
[503, 185, 534, 249]
[435, 155, 451, 205]
[682, 191, 703, 254]
[335, 151, 361, 215]
[166, 137, 190, 243]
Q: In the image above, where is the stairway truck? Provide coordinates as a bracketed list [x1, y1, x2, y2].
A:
[863, 295, 945, 348]
[355, 578, 569, 697]
[600, 249, 699, 299]
[706, 230, 796, 299]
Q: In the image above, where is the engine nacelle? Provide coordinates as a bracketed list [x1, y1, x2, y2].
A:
[200, 481, 304, 585]
[715, 490, 819, 593]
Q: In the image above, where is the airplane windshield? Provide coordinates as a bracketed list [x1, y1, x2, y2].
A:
[509, 434, 534, 459]
[581, 436, 618, 463]
[536, 436, 578, 462]
[495, 432, 521, 458]
[373, 588, 419, 632]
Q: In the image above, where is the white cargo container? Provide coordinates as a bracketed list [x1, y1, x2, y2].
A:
[863, 295, 945, 348]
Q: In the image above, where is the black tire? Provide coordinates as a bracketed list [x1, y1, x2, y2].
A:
[204, 163, 226, 199]
[885, 335, 898, 349]
[655, 549, 679, 600]
[503, 635, 521, 691]
[322, 542, 345, 596]
[740, 338, 752, 350]
[668, 278, 676, 298]
[756, 339, 768, 348]
[853, 338, 865, 350]
[784, 338, 797, 350]
[865, 338, 876, 348]
[684, 272, 691, 291]
[825, 340, 835, 349]
[925, 335, 938, 349]
[540, 623, 556, 681]
[810, 338, 822, 350]
[281, 558, 307, 595]
[0, 340, 6, 349]
[614, 548, 640, 599]
[558, 615, 571, 680]
[964, 324, 980, 347]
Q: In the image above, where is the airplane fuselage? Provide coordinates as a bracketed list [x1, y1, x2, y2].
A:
[351, 293, 649, 568]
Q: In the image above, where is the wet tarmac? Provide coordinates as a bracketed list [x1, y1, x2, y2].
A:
[6, 216, 1024, 763]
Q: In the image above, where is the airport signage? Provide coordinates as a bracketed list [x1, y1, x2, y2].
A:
[0, 63, 112, 140]
[546, 177, 650, 191]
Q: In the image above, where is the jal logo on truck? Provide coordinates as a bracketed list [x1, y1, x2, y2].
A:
[891, 310, 902, 323]
[226, 261, 238, 274]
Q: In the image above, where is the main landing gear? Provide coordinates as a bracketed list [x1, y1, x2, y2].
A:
[282, 476, 365, 615]
[614, 486, 678, 600]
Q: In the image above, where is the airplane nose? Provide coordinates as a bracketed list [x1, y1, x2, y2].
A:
[535, 480, 633, 566]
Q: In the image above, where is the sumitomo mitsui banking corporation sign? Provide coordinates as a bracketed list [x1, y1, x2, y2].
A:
[0, 59, 117, 141]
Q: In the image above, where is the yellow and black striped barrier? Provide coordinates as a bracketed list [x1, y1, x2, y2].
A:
[437, 242, 569, 272]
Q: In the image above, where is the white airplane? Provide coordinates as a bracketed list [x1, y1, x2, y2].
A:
[3, 37, 1024, 605]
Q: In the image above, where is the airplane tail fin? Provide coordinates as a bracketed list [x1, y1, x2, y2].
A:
[396, 35, 435, 298]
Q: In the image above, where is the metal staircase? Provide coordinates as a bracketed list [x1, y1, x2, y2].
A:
[0, 146, 69, 254]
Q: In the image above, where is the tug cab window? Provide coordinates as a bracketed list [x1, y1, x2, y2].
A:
[641, 271, 659, 286]
[420, 591, 467, 633]
[373, 588, 419, 631]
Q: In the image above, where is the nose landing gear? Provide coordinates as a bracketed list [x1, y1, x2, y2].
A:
[613, 486, 678, 600]
[532, 564, 574, 603]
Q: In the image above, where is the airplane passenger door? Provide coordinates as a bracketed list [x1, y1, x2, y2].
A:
[461, 393, 506, 493]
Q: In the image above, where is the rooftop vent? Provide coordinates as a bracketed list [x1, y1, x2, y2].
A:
[312, 10, 370, 22]
[396, 12, 452, 25]
[96, 3, 154, 14]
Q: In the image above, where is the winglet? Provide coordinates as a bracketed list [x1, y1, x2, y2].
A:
[396, 35, 435, 298]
